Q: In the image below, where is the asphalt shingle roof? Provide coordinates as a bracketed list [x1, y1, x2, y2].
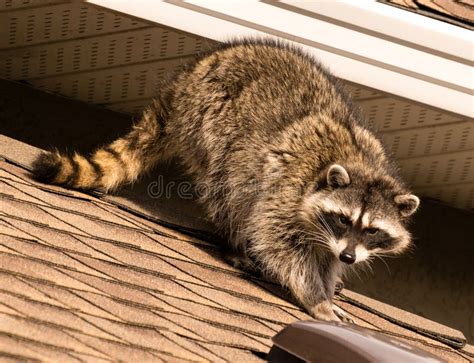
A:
[382, 0, 474, 29]
[0, 134, 472, 362]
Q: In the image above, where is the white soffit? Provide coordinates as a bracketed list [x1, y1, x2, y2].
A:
[0, 0, 473, 210]
[88, 0, 474, 118]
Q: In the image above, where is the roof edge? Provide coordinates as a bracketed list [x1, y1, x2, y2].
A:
[87, 0, 473, 118]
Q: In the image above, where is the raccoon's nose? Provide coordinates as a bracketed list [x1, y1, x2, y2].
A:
[339, 251, 356, 264]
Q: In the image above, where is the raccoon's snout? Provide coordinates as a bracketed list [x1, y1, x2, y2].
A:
[339, 251, 356, 264]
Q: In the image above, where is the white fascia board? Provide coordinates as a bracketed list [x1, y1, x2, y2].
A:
[88, 0, 474, 118]
[282, 0, 473, 61]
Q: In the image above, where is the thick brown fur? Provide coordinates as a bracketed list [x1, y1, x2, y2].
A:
[32, 39, 419, 321]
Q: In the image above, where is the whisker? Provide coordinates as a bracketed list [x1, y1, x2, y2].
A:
[303, 215, 335, 244]
[296, 221, 332, 241]
[350, 265, 364, 281]
[363, 259, 374, 275]
[374, 255, 391, 274]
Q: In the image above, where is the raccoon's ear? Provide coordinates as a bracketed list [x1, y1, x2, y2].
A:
[394, 194, 420, 217]
[327, 164, 350, 187]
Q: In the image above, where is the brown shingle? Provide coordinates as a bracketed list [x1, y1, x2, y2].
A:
[179, 281, 303, 324]
[0, 272, 63, 308]
[0, 179, 49, 206]
[460, 343, 474, 358]
[382, 0, 473, 29]
[70, 319, 202, 362]
[74, 292, 169, 328]
[156, 294, 278, 337]
[0, 292, 122, 341]
[62, 265, 222, 308]
[0, 252, 103, 294]
[0, 332, 84, 363]
[0, 167, 33, 184]
[393, 335, 471, 362]
[0, 217, 120, 263]
[160, 256, 297, 307]
[0, 235, 114, 279]
[38, 286, 122, 321]
[0, 219, 35, 240]
[418, 0, 473, 22]
[2, 197, 85, 235]
[159, 331, 228, 362]
[1, 177, 139, 229]
[143, 231, 226, 264]
[0, 313, 111, 361]
[335, 299, 452, 348]
[0, 160, 98, 202]
[340, 290, 466, 347]
[197, 342, 265, 362]
[158, 311, 270, 352]
[63, 332, 166, 362]
[48, 271, 184, 315]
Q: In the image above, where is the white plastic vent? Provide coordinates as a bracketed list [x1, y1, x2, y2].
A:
[0, 2, 472, 210]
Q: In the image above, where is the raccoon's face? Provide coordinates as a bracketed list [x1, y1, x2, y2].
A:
[300, 164, 420, 265]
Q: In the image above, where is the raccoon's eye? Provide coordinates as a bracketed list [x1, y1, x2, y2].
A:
[338, 215, 351, 226]
[366, 228, 379, 235]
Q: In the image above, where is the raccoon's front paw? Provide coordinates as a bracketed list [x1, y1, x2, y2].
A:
[332, 304, 354, 324]
[308, 301, 341, 322]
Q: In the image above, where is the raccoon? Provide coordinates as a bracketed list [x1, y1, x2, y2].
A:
[32, 39, 419, 322]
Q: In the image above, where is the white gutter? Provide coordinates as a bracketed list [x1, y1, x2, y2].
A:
[282, 0, 472, 61]
[88, 0, 474, 118]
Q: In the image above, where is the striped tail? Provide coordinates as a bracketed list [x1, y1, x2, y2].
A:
[32, 104, 165, 192]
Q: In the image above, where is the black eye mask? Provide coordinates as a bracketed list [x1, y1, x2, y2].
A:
[318, 212, 350, 239]
[365, 230, 395, 250]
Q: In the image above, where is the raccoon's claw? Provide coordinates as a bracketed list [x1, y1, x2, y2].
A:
[89, 187, 107, 198]
[334, 279, 344, 294]
[332, 304, 354, 324]
[309, 301, 341, 322]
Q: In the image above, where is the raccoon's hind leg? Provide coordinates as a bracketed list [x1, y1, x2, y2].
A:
[224, 248, 258, 274]
[32, 99, 169, 192]
[223, 232, 260, 274]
